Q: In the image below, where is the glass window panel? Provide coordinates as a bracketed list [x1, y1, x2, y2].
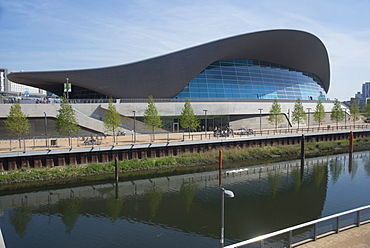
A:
[172, 58, 326, 100]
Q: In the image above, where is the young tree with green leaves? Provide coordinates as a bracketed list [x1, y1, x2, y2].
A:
[55, 94, 80, 148]
[350, 101, 360, 125]
[5, 99, 30, 148]
[313, 100, 326, 126]
[330, 98, 344, 129]
[291, 98, 306, 129]
[180, 98, 200, 137]
[104, 98, 122, 144]
[144, 96, 162, 142]
[268, 98, 284, 130]
[364, 102, 370, 119]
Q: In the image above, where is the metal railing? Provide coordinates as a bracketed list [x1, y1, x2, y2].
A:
[181, 124, 369, 141]
[225, 205, 370, 248]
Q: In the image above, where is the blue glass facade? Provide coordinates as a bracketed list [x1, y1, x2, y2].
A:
[174, 59, 326, 100]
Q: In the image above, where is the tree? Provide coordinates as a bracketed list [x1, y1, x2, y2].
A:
[330, 98, 344, 129]
[55, 94, 80, 148]
[180, 98, 200, 136]
[268, 99, 284, 130]
[313, 100, 326, 126]
[364, 102, 370, 119]
[104, 98, 122, 144]
[291, 98, 306, 129]
[350, 101, 360, 125]
[144, 96, 162, 142]
[5, 99, 30, 148]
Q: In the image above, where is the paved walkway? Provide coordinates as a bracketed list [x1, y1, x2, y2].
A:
[297, 223, 370, 248]
[0, 123, 362, 153]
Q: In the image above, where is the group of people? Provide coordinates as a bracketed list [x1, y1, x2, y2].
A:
[213, 125, 234, 137]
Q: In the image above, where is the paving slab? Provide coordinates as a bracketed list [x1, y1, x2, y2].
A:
[297, 223, 370, 248]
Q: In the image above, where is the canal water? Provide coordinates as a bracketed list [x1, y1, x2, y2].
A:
[1, 152, 370, 247]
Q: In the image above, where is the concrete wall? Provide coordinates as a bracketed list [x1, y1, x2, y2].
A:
[0, 100, 346, 136]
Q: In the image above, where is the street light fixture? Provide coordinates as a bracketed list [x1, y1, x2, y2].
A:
[133, 110, 137, 143]
[258, 108, 263, 135]
[306, 108, 311, 129]
[203, 110, 208, 135]
[220, 187, 234, 248]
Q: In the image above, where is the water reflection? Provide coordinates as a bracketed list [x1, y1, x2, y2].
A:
[329, 158, 344, 184]
[145, 187, 163, 220]
[180, 182, 198, 213]
[58, 197, 82, 234]
[8, 200, 32, 238]
[1, 152, 370, 248]
[106, 191, 124, 223]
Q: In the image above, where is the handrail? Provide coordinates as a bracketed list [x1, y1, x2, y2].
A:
[225, 205, 370, 248]
[0, 228, 5, 248]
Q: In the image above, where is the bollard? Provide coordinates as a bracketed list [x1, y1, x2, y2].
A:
[349, 131, 354, 153]
[219, 149, 223, 186]
[115, 157, 119, 181]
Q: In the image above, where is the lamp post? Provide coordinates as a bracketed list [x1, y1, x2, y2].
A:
[44, 112, 49, 150]
[258, 108, 263, 135]
[220, 188, 234, 248]
[203, 110, 208, 135]
[65, 78, 70, 100]
[133, 110, 136, 143]
[343, 108, 347, 128]
[306, 108, 311, 129]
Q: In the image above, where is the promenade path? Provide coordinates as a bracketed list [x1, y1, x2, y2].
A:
[0, 132, 187, 153]
[0, 123, 363, 154]
[297, 223, 370, 248]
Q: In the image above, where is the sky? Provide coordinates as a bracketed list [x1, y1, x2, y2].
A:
[1, 0, 370, 101]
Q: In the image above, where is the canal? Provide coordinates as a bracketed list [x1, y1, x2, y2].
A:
[1, 152, 370, 247]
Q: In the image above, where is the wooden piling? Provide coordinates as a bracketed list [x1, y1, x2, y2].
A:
[349, 131, 354, 153]
[115, 157, 119, 181]
[219, 149, 222, 186]
[301, 134, 305, 165]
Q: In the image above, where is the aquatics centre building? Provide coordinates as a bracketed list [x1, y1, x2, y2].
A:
[5, 29, 334, 134]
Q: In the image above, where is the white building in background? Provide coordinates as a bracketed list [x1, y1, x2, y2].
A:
[0, 68, 47, 96]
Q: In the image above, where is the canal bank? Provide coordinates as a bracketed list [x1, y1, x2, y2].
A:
[1, 129, 370, 171]
[1, 129, 370, 186]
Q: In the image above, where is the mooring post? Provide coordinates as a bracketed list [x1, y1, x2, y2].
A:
[219, 148, 223, 248]
[115, 180, 119, 200]
[219, 149, 223, 186]
[349, 131, 354, 153]
[301, 134, 305, 164]
[115, 157, 119, 181]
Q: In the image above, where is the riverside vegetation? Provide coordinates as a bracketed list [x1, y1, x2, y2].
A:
[1, 137, 370, 189]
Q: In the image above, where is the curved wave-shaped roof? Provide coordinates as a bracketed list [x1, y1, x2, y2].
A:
[8, 29, 330, 99]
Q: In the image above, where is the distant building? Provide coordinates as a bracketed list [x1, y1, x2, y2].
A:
[0, 68, 47, 97]
[355, 91, 363, 99]
[362, 82, 370, 99]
